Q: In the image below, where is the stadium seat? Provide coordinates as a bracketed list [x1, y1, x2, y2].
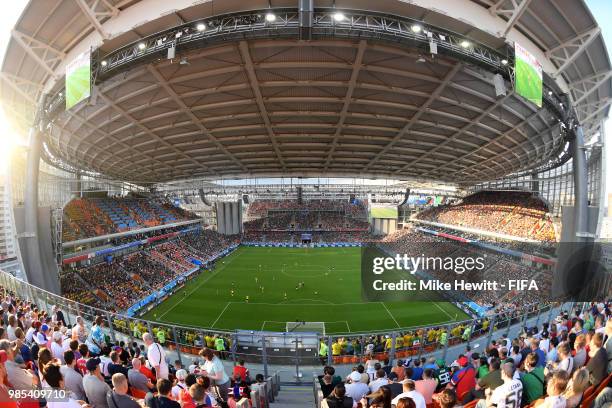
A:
[583, 384, 596, 399]
[526, 397, 545, 408]
[594, 372, 612, 397]
[462, 400, 478, 408]
[579, 393, 596, 408]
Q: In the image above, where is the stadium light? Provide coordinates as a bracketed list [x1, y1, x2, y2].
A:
[138, 42, 146, 50]
[265, 12, 276, 22]
[501, 59, 508, 65]
[460, 40, 470, 48]
[101, 60, 107, 67]
[196, 23, 206, 31]
[333, 12, 345, 22]
[411, 24, 422, 33]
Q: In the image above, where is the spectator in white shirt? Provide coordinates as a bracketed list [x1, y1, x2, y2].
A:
[391, 379, 426, 408]
[51, 331, 65, 364]
[345, 371, 369, 402]
[143, 333, 168, 380]
[6, 315, 17, 341]
[172, 369, 188, 399]
[369, 369, 388, 393]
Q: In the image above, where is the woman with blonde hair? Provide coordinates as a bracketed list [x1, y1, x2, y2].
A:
[573, 334, 587, 369]
[564, 368, 590, 408]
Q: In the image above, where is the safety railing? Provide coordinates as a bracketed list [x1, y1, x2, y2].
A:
[0, 268, 574, 383]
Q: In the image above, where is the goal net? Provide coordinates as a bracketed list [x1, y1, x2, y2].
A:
[286, 321, 325, 335]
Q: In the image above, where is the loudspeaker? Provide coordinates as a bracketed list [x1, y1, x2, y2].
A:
[494, 74, 507, 97]
[167, 46, 176, 59]
[242, 194, 249, 204]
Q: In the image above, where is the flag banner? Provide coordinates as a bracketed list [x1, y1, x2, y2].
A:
[65, 51, 91, 110]
[514, 43, 542, 107]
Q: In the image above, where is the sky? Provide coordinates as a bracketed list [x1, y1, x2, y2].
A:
[0, 0, 609, 207]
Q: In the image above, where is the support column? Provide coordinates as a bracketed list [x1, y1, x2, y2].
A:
[571, 126, 589, 241]
[23, 125, 45, 288]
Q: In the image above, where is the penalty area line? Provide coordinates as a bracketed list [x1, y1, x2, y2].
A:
[380, 302, 401, 329]
[210, 302, 232, 328]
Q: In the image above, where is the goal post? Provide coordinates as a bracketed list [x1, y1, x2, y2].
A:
[286, 321, 325, 335]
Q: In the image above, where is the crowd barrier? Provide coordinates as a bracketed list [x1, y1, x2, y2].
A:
[0, 268, 573, 384]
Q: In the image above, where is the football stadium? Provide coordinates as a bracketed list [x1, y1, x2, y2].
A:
[0, 0, 610, 407]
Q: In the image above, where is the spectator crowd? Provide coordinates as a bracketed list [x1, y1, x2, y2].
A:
[318, 304, 612, 408]
[0, 286, 271, 407]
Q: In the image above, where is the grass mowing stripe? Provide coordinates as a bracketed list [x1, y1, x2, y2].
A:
[156, 250, 241, 321]
[144, 247, 469, 333]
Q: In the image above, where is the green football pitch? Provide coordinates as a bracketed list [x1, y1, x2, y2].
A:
[143, 246, 468, 334]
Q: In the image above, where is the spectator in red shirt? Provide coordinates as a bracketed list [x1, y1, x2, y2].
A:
[449, 356, 476, 401]
[232, 360, 250, 383]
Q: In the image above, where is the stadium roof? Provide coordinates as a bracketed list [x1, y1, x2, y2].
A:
[1, 0, 610, 184]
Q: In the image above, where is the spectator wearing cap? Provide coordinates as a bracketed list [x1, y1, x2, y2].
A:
[345, 371, 369, 402]
[61, 350, 85, 401]
[106, 373, 140, 408]
[35, 324, 50, 347]
[0, 339, 37, 391]
[392, 379, 426, 408]
[51, 331, 65, 364]
[128, 358, 154, 394]
[83, 357, 111, 408]
[171, 369, 188, 400]
[449, 356, 475, 402]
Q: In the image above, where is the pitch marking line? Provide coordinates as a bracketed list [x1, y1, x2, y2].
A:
[380, 302, 401, 329]
[156, 250, 242, 321]
[210, 302, 232, 328]
[433, 302, 455, 320]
